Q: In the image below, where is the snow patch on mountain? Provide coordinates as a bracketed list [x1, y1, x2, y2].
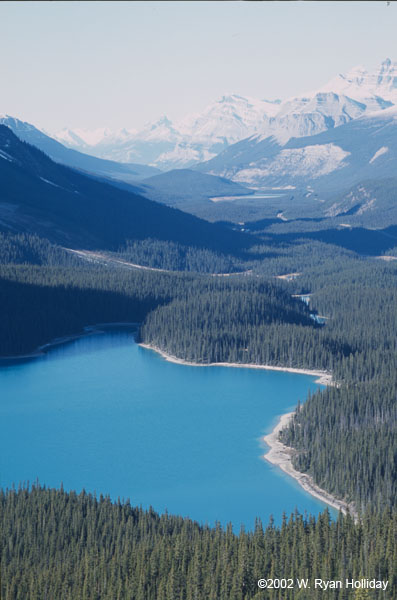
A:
[39, 177, 64, 189]
[360, 103, 397, 123]
[0, 149, 15, 162]
[357, 197, 376, 214]
[155, 144, 217, 169]
[229, 144, 350, 185]
[369, 146, 389, 163]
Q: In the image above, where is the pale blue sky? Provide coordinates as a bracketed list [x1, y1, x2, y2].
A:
[1, 1, 396, 132]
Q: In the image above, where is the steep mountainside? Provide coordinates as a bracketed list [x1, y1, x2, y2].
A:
[0, 125, 254, 253]
[197, 105, 397, 193]
[0, 115, 160, 183]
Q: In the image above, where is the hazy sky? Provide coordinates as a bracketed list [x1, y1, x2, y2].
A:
[1, 1, 396, 133]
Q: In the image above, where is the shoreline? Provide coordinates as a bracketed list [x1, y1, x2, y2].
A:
[0, 322, 139, 362]
[263, 412, 356, 517]
[139, 343, 332, 385]
[140, 342, 355, 515]
[2, 334, 352, 516]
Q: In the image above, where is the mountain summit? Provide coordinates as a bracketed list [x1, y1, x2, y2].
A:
[317, 58, 397, 105]
[47, 59, 397, 170]
[53, 95, 281, 169]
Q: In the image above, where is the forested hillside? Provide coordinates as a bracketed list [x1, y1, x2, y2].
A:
[140, 279, 334, 367]
[1, 485, 396, 600]
[116, 239, 246, 273]
[0, 244, 312, 357]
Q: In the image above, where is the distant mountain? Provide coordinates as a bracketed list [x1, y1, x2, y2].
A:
[250, 58, 397, 145]
[0, 115, 160, 183]
[196, 104, 397, 193]
[153, 96, 281, 169]
[136, 169, 253, 208]
[314, 58, 397, 106]
[0, 125, 254, 253]
[53, 95, 282, 169]
[254, 92, 370, 145]
[66, 116, 182, 167]
[51, 59, 397, 170]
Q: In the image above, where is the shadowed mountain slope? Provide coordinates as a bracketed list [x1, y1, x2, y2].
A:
[0, 125, 255, 253]
[0, 115, 160, 183]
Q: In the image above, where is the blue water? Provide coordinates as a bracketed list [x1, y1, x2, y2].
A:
[0, 329, 333, 530]
[211, 193, 286, 202]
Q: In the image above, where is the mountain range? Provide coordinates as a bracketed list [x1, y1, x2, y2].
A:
[0, 115, 160, 183]
[51, 59, 397, 171]
[54, 96, 282, 169]
[198, 104, 397, 193]
[2, 58, 397, 209]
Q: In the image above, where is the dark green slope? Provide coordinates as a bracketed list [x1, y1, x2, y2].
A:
[1, 486, 396, 600]
[0, 126, 255, 253]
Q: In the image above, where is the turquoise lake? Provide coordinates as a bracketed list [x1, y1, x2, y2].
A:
[0, 328, 333, 530]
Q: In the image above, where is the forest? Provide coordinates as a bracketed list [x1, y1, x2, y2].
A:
[0, 226, 396, 598]
[1, 485, 396, 600]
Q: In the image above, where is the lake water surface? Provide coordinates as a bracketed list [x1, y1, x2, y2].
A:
[0, 329, 332, 529]
[210, 193, 286, 203]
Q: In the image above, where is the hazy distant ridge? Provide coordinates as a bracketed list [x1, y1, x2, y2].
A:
[52, 59, 397, 170]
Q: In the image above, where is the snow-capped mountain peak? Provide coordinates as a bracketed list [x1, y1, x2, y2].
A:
[248, 60, 397, 146]
[50, 94, 283, 168]
[317, 58, 397, 105]
[251, 91, 368, 145]
[376, 58, 397, 90]
[138, 115, 179, 139]
[174, 94, 281, 151]
[54, 126, 130, 149]
[147, 115, 173, 130]
[46, 58, 397, 170]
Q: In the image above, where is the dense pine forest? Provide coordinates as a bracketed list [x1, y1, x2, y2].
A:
[0, 225, 396, 597]
[1, 485, 396, 600]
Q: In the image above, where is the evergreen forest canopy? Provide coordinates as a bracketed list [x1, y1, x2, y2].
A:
[0, 124, 397, 597]
[1, 485, 396, 600]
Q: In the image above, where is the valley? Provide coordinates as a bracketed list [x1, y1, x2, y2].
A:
[1, 43, 397, 599]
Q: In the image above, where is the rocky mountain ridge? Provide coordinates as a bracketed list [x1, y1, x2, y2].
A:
[52, 59, 397, 169]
